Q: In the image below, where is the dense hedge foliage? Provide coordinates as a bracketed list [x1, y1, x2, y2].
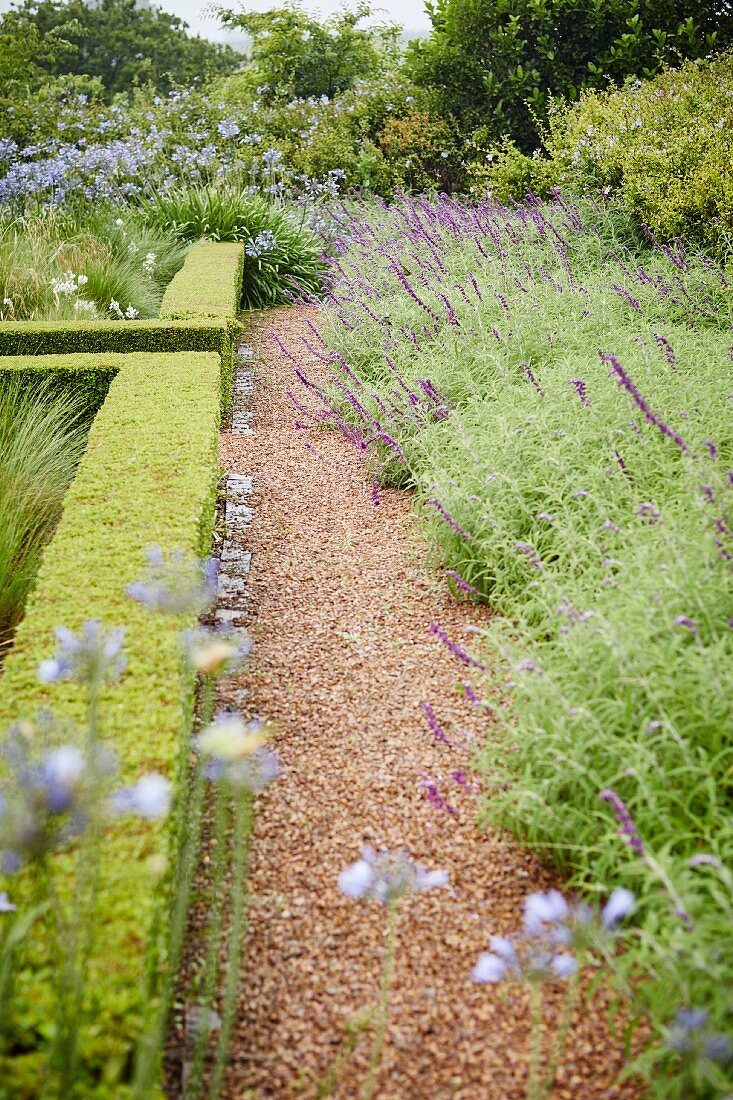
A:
[472, 53, 733, 254]
[159, 241, 244, 320]
[0, 351, 221, 1096]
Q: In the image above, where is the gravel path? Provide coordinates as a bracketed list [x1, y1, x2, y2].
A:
[214, 306, 643, 1100]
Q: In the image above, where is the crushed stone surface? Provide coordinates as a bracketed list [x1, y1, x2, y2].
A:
[210, 305, 645, 1100]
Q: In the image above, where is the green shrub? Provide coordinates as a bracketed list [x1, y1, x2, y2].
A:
[0, 317, 240, 414]
[0, 350, 221, 1097]
[406, 0, 732, 152]
[475, 52, 733, 253]
[138, 184, 325, 306]
[0, 377, 90, 651]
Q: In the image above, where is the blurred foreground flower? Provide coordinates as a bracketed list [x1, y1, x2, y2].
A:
[127, 546, 218, 616]
[339, 846, 449, 905]
[38, 622, 125, 686]
[197, 714, 279, 792]
[182, 626, 251, 676]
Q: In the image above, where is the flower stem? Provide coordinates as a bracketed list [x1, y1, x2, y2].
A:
[542, 970, 580, 1097]
[133, 746, 207, 1095]
[526, 981, 545, 1100]
[206, 792, 253, 1100]
[361, 900, 399, 1100]
[184, 784, 231, 1099]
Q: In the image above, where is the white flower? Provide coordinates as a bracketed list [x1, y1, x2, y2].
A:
[124, 305, 139, 319]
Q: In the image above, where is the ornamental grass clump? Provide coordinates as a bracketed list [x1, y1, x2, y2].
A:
[0, 209, 189, 321]
[0, 378, 89, 653]
[315, 191, 733, 1095]
[137, 183, 325, 307]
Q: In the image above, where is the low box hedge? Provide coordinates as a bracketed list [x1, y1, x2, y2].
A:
[0, 239, 248, 413]
[0, 351, 221, 1097]
[159, 241, 245, 321]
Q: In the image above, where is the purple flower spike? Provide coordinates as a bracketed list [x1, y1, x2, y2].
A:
[429, 623, 486, 671]
[426, 497, 473, 541]
[600, 788, 644, 855]
[421, 701, 452, 745]
[674, 615, 698, 635]
[569, 378, 592, 408]
[601, 352, 688, 453]
[445, 570, 482, 597]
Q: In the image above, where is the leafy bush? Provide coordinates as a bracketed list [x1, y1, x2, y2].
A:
[317, 194, 733, 1096]
[406, 0, 733, 152]
[138, 184, 325, 306]
[1, 0, 237, 99]
[215, 0, 400, 102]
[474, 53, 733, 254]
[0, 378, 89, 651]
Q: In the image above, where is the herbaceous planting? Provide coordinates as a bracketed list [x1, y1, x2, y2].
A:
[0, 0, 731, 1096]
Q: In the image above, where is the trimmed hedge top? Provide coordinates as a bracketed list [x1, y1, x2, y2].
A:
[159, 241, 245, 320]
[0, 351, 221, 1096]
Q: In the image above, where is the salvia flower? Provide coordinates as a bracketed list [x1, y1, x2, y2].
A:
[127, 546, 218, 615]
[599, 788, 644, 855]
[429, 623, 486, 670]
[338, 846, 448, 905]
[38, 622, 125, 686]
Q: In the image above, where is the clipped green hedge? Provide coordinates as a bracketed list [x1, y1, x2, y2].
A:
[159, 241, 245, 321]
[0, 351, 221, 1097]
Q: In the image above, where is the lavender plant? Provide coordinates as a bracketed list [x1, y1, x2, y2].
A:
[312, 191, 733, 1095]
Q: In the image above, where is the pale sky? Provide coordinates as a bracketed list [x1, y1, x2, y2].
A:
[0, 0, 432, 40]
[177, 0, 432, 40]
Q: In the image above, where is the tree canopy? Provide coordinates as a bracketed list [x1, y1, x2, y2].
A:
[407, 0, 733, 150]
[216, 1, 401, 101]
[1, 0, 239, 98]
